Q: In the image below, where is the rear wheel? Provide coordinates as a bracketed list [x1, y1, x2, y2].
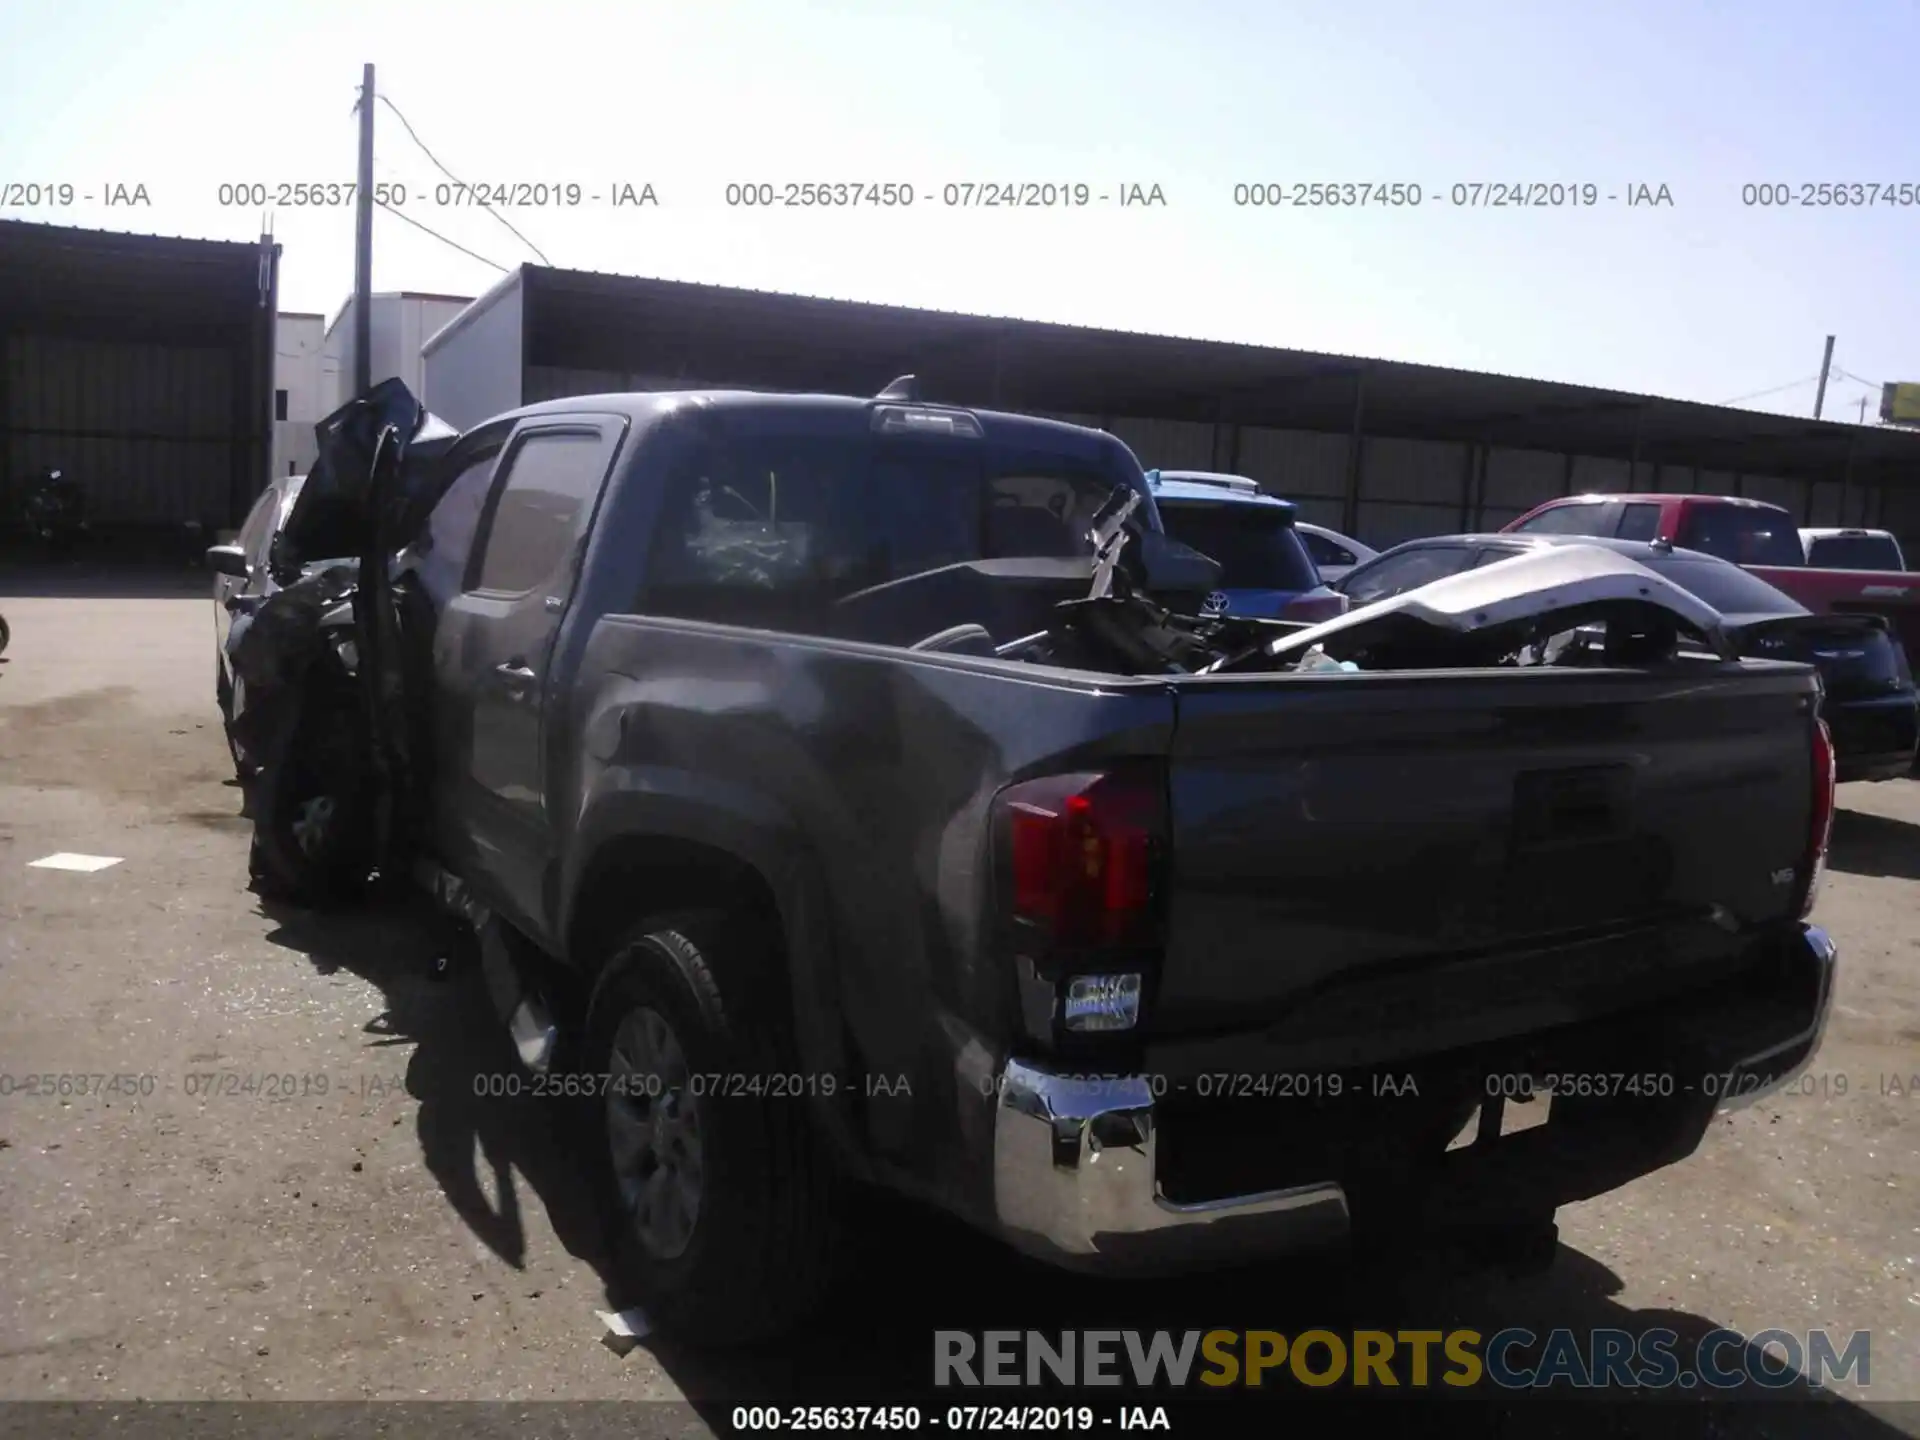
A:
[0, 612, 10, 657]
[581, 910, 844, 1345]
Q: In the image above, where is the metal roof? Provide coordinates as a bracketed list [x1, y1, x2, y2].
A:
[0, 219, 274, 343]
[503, 264, 1920, 490]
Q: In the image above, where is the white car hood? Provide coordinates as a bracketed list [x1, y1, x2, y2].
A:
[1266, 544, 1737, 662]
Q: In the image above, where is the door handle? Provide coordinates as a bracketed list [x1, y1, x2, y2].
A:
[494, 660, 537, 683]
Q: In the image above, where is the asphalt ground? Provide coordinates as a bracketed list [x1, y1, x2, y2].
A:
[1, 571, 1915, 1437]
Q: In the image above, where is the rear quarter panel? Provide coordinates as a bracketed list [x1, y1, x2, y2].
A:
[559, 618, 1177, 1209]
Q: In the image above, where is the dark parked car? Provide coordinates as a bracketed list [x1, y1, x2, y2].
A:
[234, 381, 1839, 1349]
[205, 472, 306, 778]
[1333, 533, 1919, 782]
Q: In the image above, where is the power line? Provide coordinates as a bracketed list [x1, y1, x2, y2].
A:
[1716, 375, 1820, 406]
[376, 92, 553, 266]
[374, 196, 509, 273]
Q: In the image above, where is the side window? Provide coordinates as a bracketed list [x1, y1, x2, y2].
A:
[1340, 545, 1475, 604]
[1468, 545, 1527, 569]
[413, 445, 503, 604]
[1311, 535, 1358, 566]
[472, 429, 618, 595]
[1616, 503, 1662, 541]
[1513, 502, 1608, 536]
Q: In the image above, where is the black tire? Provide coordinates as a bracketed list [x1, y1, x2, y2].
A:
[0, 612, 10, 657]
[581, 910, 844, 1346]
[245, 676, 374, 908]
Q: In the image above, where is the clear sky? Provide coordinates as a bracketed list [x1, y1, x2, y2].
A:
[3, 0, 1913, 420]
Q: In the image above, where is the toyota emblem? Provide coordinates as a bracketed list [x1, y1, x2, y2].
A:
[1203, 591, 1230, 614]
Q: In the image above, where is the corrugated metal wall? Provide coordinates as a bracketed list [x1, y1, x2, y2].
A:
[1106, 417, 1215, 471]
[488, 366, 1915, 555]
[3, 333, 237, 525]
[524, 365, 789, 403]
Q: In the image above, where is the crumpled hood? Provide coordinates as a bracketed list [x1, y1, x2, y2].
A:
[1261, 543, 1738, 662]
[276, 377, 461, 568]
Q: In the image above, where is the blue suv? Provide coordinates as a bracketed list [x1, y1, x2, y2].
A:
[1143, 470, 1345, 621]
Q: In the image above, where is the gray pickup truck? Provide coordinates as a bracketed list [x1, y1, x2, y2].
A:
[231, 380, 1840, 1346]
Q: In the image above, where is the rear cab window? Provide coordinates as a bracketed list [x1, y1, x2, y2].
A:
[1155, 501, 1319, 592]
[1676, 504, 1806, 567]
[1803, 533, 1905, 571]
[639, 425, 1144, 632]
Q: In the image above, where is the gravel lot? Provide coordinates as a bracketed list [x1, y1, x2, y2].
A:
[1, 576, 1915, 1435]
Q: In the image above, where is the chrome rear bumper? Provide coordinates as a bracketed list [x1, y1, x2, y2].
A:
[990, 1064, 1349, 1273]
[988, 922, 1837, 1270]
[1712, 922, 1837, 1112]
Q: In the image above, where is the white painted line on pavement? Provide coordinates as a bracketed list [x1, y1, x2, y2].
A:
[27, 852, 124, 872]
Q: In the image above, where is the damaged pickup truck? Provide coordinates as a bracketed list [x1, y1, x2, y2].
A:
[221, 379, 1840, 1345]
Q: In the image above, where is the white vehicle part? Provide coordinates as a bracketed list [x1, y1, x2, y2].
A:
[1259, 544, 1738, 664]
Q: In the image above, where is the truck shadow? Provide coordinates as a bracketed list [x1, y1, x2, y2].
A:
[252, 896, 1903, 1436]
[257, 894, 611, 1278]
[644, 1196, 1906, 1434]
[1828, 805, 1920, 882]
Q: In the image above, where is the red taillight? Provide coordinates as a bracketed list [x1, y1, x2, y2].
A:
[1283, 590, 1350, 624]
[1000, 766, 1165, 950]
[1801, 717, 1836, 918]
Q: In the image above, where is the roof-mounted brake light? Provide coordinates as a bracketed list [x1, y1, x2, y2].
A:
[1157, 472, 1261, 494]
[871, 405, 983, 438]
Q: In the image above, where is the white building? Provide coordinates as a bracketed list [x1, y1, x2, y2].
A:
[323, 291, 474, 414]
[272, 292, 473, 482]
[271, 311, 333, 481]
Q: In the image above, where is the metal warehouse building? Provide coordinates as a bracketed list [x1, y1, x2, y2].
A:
[0, 221, 280, 534]
[424, 264, 1920, 555]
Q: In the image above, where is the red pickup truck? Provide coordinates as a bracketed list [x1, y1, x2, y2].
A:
[1502, 493, 1920, 666]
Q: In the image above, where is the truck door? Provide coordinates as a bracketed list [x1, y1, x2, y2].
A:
[435, 417, 626, 935]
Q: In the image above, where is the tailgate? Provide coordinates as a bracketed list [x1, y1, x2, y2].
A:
[1750, 564, 1920, 663]
[1152, 664, 1820, 1046]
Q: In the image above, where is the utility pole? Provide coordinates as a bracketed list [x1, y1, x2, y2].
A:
[352, 63, 376, 396]
[1813, 334, 1834, 419]
[1858, 395, 1868, 424]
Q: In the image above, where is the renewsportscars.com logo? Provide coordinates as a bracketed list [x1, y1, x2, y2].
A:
[934, 1328, 1872, 1391]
